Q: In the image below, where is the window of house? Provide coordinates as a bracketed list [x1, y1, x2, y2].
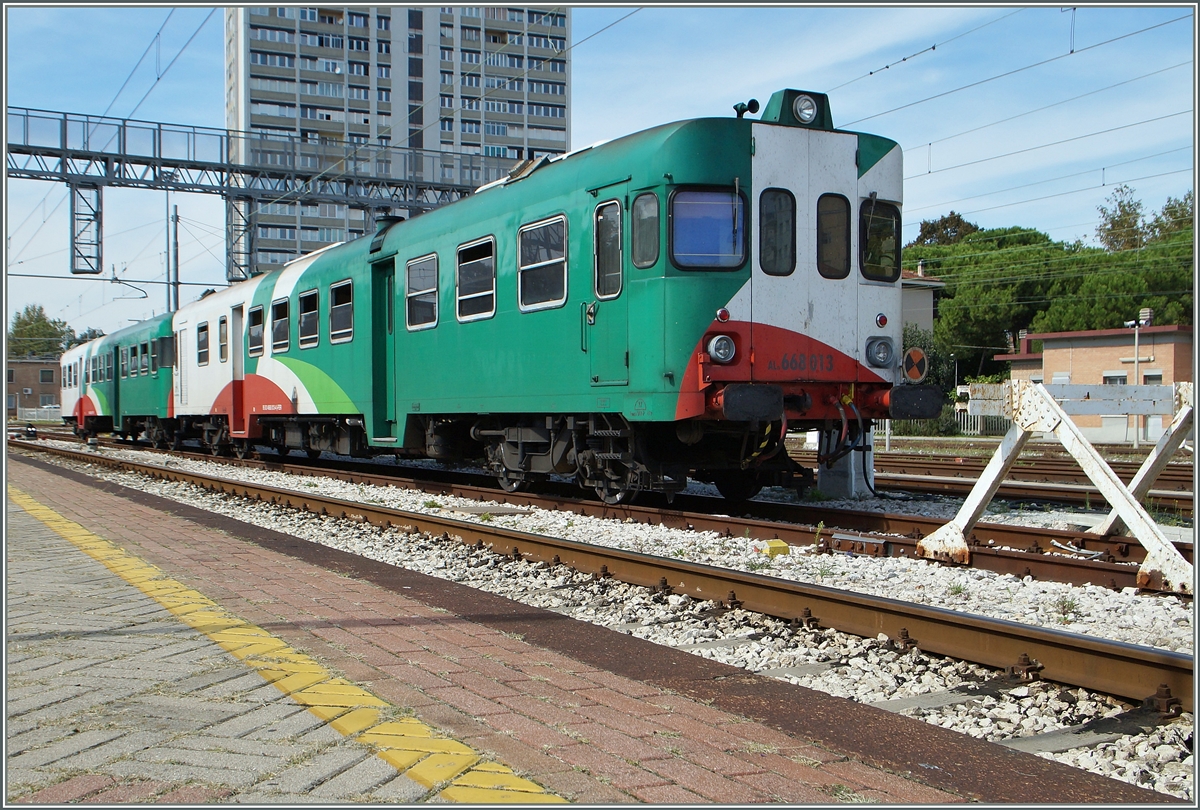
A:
[40, 369, 53, 384]
[518, 216, 567, 310]
[670, 188, 746, 269]
[330, 281, 353, 342]
[271, 299, 290, 352]
[248, 306, 265, 356]
[594, 201, 623, 298]
[1144, 373, 1164, 386]
[6, 369, 13, 384]
[40, 394, 56, 407]
[759, 189, 796, 277]
[631, 193, 659, 269]
[406, 256, 439, 329]
[860, 198, 901, 281]
[817, 194, 851, 279]
[456, 238, 495, 321]
[197, 324, 210, 366]
[1103, 373, 1127, 385]
[299, 290, 320, 347]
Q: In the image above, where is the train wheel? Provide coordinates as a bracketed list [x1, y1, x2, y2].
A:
[594, 470, 637, 505]
[306, 449, 322, 460]
[232, 441, 250, 459]
[170, 433, 183, 451]
[712, 472, 763, 503]
[496, 468, 527, 493]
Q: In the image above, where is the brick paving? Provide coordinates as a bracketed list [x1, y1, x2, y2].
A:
[6, 458, 972, 803]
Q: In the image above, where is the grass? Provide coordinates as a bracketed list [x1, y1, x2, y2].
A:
[423, 500, 442, 509]
[1055, 595, 1080, 624]
[948, 583, 967, 596]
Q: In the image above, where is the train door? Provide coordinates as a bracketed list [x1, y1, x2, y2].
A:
[585, 199, 628, 386]
[230, 306, 245, 434]
[371, 259, 397, 438]
[110, 346, 121, 429]
[749, 124, 860, 380]
[175, 327, 188, 408]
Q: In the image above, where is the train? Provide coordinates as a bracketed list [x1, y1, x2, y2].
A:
[61, 88, 940, 504]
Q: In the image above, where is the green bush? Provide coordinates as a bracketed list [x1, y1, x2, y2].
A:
[889, 403, 961, 436]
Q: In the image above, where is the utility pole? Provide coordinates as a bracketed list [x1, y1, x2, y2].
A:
[165, 188, 171, 312]
[172, 205, 180, 311]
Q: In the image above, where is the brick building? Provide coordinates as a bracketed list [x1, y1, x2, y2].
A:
[6, 357, 61, 418]
[995, 325, 1193, 443]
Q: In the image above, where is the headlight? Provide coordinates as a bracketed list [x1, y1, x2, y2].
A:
[865, 337, 894, 368]
[707, 335, 736, 364]
[792, 94, 817, 124]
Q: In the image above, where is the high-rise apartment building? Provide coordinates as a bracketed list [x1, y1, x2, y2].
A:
[225, 6, 571, 272]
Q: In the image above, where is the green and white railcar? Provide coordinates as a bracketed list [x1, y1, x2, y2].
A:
[169, 89, 939, 500]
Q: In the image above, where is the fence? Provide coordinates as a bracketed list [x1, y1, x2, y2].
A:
[15, 407, 62, 423]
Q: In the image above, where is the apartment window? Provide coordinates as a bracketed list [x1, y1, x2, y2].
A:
[378, 89, 391, 102]
[408, 9, 422, 29]
[817, 194, 851, 279]
[348, 85, 370, 100]
[348, 37, 370, 51]
[461, 96, 480, 111]
[440, 118, 454, 132]
[456, 238, 495, 321]
[248, 306, 265, 356]
[461, 50, 480, 64]
[349, 61, 368, 76]
[347, 12, 367, 27]
[330, 280, 353, 341]
[250, 26, 296, 43]
[251, 101, 297, 118]
[528, 80, 565, 95]
[632, 193, 659, 269]
[39, 369, 54, 384]
[140, 342, 150, 374]
[298, 7, 317, 21]
[528, 103, 564, 118]
[197, 324, 210, 365]
[461, 73, 480, 88]
[595, 202, 623, 298]
[406, 255, 438, 329]
[276, 7, 295, 19]
[378, 64, 391, 79]
[461, 120, 480, 134]
[250, 51, 295, 68]
[461, 26, 480, 41]
[440, 70, 453, 85]
[441, 47, 454, 61]
[249, 77, 297, 94]
[760, 189, 796, 277]
[1144, 373, 1164, 386]
[518, 216, 567, 310]
[298, 290, 319, 347]
[485, 122, 508, 137]
[378, 15, 391, 30]
[1103, 374, 1128, 386]
[378, 40, 391, 54]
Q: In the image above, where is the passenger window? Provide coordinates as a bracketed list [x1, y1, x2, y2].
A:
[518, 216, 567, 310]
[120, 347, 127, 378]
[299, 290, 319, 348]
[860, 198, 901, 281]
[197, 325, 209, 366]
[670, 188, 747, 269]
[149, 340, 158, 374]
[817, 194, 851, 279]
[631, 193, 659, 269]
[248, 306, 265, 356]
[271, 299, 289, 352]
[330, 281, 354, 341]
[456, 238, 495, 321]
[219, 316, 229, 361]
[759, 189, 796, 277]
[406, 255, 438, 329]
[139, 343, 150, 374]
[594, 201, 622, 298]
[129, 347, 138, 377]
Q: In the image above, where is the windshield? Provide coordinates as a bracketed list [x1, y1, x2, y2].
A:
[671, 189, 746, 269]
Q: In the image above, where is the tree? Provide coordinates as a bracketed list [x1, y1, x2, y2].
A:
[70, 327, 107, 347]
[1096, 184, 1145, 252]
[7, 304, 73, 357]
[906, 211, 979, 248]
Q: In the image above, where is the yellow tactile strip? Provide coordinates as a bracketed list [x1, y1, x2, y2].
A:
[8, 486, 566, 804]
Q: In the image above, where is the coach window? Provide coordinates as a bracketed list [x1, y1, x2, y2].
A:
[299, 290, 319, 348]
[670, 188, 747, 269]
[594, 202, 622, 298]
[248, 306, 265, 356]
[330, 281, 353, 341]
[271, 299, 290, 352]
[219, 316, 230, 361]
[631, 193, 659, 269]
[129, 345, 138, 377]
[140, 342, 150, 375]
[149, 340, 158, 374]
[197, 324, 210, 366]
[120, 347, 127, 378]
[518, 216, 567, 311]
[108, 354, 115, 380]
[456, 238, 495, 321]
[817, 194, 851, 279]
[860, 198, 901, 282]
[759, 189, 796, 276]
[406, 256, 438, 329]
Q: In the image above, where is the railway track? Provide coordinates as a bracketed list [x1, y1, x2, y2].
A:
[11, 439, 1193, 714]
[791, 450, 1194, 515]
[20, 434, 1193, 592]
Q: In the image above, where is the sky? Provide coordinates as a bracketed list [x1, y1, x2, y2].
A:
[3, 3, 1196, 339]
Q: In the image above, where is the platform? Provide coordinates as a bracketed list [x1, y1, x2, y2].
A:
[6, 454, 1171, 804]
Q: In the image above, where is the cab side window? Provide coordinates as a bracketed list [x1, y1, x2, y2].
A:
[631, 193, 659, 268]
[817, 194, 851, 279]
[759, 188, 796, 277]
[594, 201, 622, 298]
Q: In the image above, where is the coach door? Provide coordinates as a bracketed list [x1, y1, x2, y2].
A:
[749, 124, 859, 382]
[230, 306, 245, 435]
[585, 199, 629, 386]
[371, 259, 397, 439]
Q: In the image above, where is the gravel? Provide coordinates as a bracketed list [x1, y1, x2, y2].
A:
[18, 441, 1195, 800]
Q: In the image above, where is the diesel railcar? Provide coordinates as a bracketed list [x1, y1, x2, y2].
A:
[66, 89, 940, 502]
